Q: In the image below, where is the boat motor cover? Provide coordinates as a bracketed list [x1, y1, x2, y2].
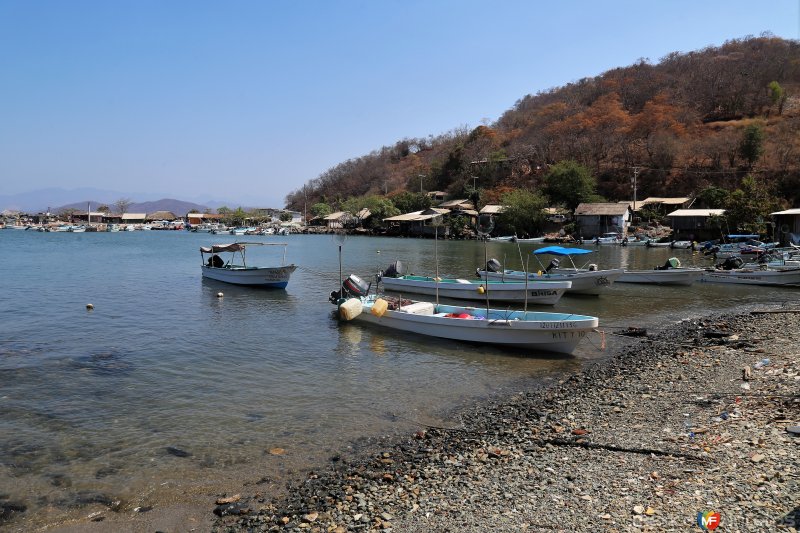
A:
[545, 258, 560, 273]
[485, 258, 502, 272]
[342, 274, 370, 297]
[383, 260, 405, 278]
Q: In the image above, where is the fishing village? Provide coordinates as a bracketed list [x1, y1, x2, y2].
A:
[2, 24, 800, 533]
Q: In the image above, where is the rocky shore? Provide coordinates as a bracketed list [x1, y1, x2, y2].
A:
[211, 307, 800, 532]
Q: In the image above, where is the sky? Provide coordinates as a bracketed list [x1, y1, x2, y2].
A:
[1, 1, 798, 208]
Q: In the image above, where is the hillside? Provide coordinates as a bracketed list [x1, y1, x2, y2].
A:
[285, 36, 800, 212]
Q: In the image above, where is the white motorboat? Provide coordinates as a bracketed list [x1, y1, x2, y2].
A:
[700, 266, 800, 286]
[617, 257, 705, 285]
[592, 232, 621, 245]
[380, 274, 570, 305]
[200, 242, 297, 288]
[478, 246, 623, 295]
[330, 281, 598, 354]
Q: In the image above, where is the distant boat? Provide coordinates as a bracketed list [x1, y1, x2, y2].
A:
[330, 278, 598, 354]
[593, 233, 621, 245]
[200, 242, 297, 288]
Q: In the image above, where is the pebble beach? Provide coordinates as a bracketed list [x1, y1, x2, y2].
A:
[211, 306, 800, 533]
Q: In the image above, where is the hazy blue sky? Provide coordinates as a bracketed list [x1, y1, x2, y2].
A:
[1, 1, 798, 207]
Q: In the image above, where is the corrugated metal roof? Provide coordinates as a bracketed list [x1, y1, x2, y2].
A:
[666, 209, 725, 217]
[384, 208, 449, 222]
[438, 199, 474, 209]
[575, 203, 630, 215]
[479, 205, 505, 214]
[121, 213, 146, 220]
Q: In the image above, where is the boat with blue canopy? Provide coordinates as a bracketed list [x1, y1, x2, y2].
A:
[477, 246, 623, 295]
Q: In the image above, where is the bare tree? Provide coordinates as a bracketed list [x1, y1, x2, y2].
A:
[115, 198, 132, 215]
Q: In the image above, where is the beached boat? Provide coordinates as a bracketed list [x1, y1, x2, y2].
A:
[379, 274, 570, 305]
[617, 258, 704, 285]
[478, 246, 623, 295]
[700, 265, 800, 286]
[200, 242, 297, 288]
[329, 279, 598, 354]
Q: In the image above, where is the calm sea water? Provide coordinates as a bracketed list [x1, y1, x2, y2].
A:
[0, 230, 795, 528]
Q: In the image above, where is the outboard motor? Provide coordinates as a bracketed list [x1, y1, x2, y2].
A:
[329, 274, 371, 304]
[382, 260, 405, 278]
[485, 258, 502, 273]
[717, 257, 743, 270]
[545, 258, 560, 273]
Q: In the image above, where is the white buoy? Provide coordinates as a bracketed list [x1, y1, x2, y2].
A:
[217, 292, 224, 298]
[86, 303, 94, 310]
[376, 250, 380, 254]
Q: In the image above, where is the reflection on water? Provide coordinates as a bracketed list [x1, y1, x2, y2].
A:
[0, 231, 795, 528]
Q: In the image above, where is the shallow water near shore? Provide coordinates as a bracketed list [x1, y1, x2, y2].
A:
[0, 230, 795, 529]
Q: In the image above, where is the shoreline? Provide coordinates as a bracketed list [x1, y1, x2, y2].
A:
[212, 305, 799, 532]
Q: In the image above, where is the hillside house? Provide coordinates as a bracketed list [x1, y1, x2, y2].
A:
[665, 209, 725, 241]
[771, 208, 800, 246]
[574, 203, 631, 238]
[384, 208, 450, 237]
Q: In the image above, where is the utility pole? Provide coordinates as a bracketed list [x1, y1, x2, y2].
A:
[418, 174, 425, 194]
[630, 167, 641, 212]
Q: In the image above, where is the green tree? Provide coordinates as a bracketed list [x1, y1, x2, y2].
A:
[768, 81, 784, 113]
[311, 203, 332, 218]
[279, 212, 293, 222]
[738, 123, 765, 169]
[542, 161, 597, 211]
[696, 186, 729, 208]
[391, 191, 431, 213]
[723, 175, 779, 234]
[340, 195, 400, 228]
[497, 189, 548, 237]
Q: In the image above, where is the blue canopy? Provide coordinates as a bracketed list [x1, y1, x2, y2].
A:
[533, 246, 594, 256]
[727, 234, 759, 239]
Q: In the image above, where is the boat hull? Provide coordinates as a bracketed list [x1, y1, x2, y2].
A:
[381, 276, 570, 304]
[347, 299, 598, 354]
[201, 265, 297, 287]
[479, 268, 623, 295]
[617, 269, 704, 286]
[700, 268, 800, 286]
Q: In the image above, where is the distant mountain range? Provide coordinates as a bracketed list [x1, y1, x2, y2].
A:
[0, 187, 233, 214]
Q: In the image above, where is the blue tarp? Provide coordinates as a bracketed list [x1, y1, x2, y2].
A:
[533, 246, 594, 256]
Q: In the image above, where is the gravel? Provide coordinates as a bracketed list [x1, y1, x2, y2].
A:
[213, 307, 800, 532]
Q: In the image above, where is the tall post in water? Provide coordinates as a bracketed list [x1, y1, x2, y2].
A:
[434, 225, 439, 305]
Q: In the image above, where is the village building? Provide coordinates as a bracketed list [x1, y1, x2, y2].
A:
[771, 208, 800, 246]
[574, 203, 632, 238]
[383, 208, 450, 237]
[665, 209, 725, 241]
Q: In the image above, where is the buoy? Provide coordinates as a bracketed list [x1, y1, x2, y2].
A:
[376, 250, 381, 254]
[86, 303, 94, 310]
[477, 286, 485, 294]
[217, 292, 224, 298]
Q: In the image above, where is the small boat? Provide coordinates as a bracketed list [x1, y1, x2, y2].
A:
[617, 258, 704, 286]
[620, 236, 650, 246]
[487, 235, 516, 242]
[645, 240, 672, 248]
[700, 265, 800, 286]
[329, 277, 598, 354]
[593, 232, 621, 245]
[669, 240, 694, 249]
[106, 224, 120, 232]
[380, 274, 570, 305]
[200, 242, 297, 288]
[478, 246, 623, 295]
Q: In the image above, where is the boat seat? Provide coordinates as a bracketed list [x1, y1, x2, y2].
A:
[400, 302, 436, 315]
